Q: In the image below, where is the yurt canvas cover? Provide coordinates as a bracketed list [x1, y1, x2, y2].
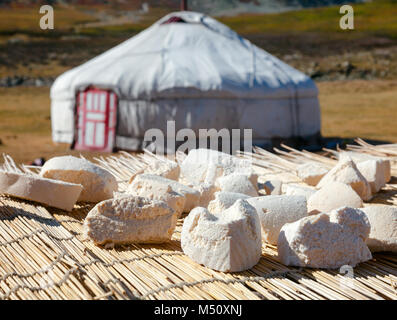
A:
[50, 11, 321, 152]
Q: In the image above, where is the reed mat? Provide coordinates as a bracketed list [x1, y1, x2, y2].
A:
[0, 196, 396, 300]
[0, 141, 396, 300]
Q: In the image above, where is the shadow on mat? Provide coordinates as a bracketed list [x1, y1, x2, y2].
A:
[370, 188, 397, 205]
[0, 200, 61, 227]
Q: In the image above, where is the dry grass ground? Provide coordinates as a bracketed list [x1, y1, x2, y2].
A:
[0, 87, 111, 163]
[318, 80, 397, 142]
[0, 6, 97, 34]
[0, 80, 396, 164]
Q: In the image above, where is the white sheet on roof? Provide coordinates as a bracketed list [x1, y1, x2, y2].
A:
[51, 11, 317, 101]
[50, 11, 321, 149]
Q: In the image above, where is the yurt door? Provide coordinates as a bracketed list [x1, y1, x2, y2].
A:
[74, 88, 117, 152]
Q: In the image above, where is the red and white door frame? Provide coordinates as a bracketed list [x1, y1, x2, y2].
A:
[74, 87, 117, 152]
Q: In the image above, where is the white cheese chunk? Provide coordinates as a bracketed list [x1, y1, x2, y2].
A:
[361, 205, 397, 253]
[181, 199, 262, 272]
[282, 183, 316, 200]
[317, 158, 372, 201]
[247, 195, 307, 245]
[308, 182, 363, 214]
[126, 180, 185, 218]
[40, 156, 117, 203]
[296, 162, 328, 186]
[84, 196, 177, 245]
[208, 191, 250, 214]
[127, 174, 200, 213]
[129, 159, 180, 183]
[277, 207, 372, 269]
[357, 160, 386, 193]
[215, 173, 258, 197]
[0, 170, 82, 211]
[180, 148, 253, 185]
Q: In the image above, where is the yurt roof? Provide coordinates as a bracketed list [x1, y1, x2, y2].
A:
[51, 11, 317, 101]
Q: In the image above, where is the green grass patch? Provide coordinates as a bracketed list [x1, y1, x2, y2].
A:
[0, 6, 98, 36]
[218, 0, 397, 38]
[1, 1, 396, 39]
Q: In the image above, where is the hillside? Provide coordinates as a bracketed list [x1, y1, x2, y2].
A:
[0, 0, 395, 85]
[190, 0, 367, 15]
[0, 0, 367, 15]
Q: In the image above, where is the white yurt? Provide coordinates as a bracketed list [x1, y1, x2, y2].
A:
[50, 11, 321, 153]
